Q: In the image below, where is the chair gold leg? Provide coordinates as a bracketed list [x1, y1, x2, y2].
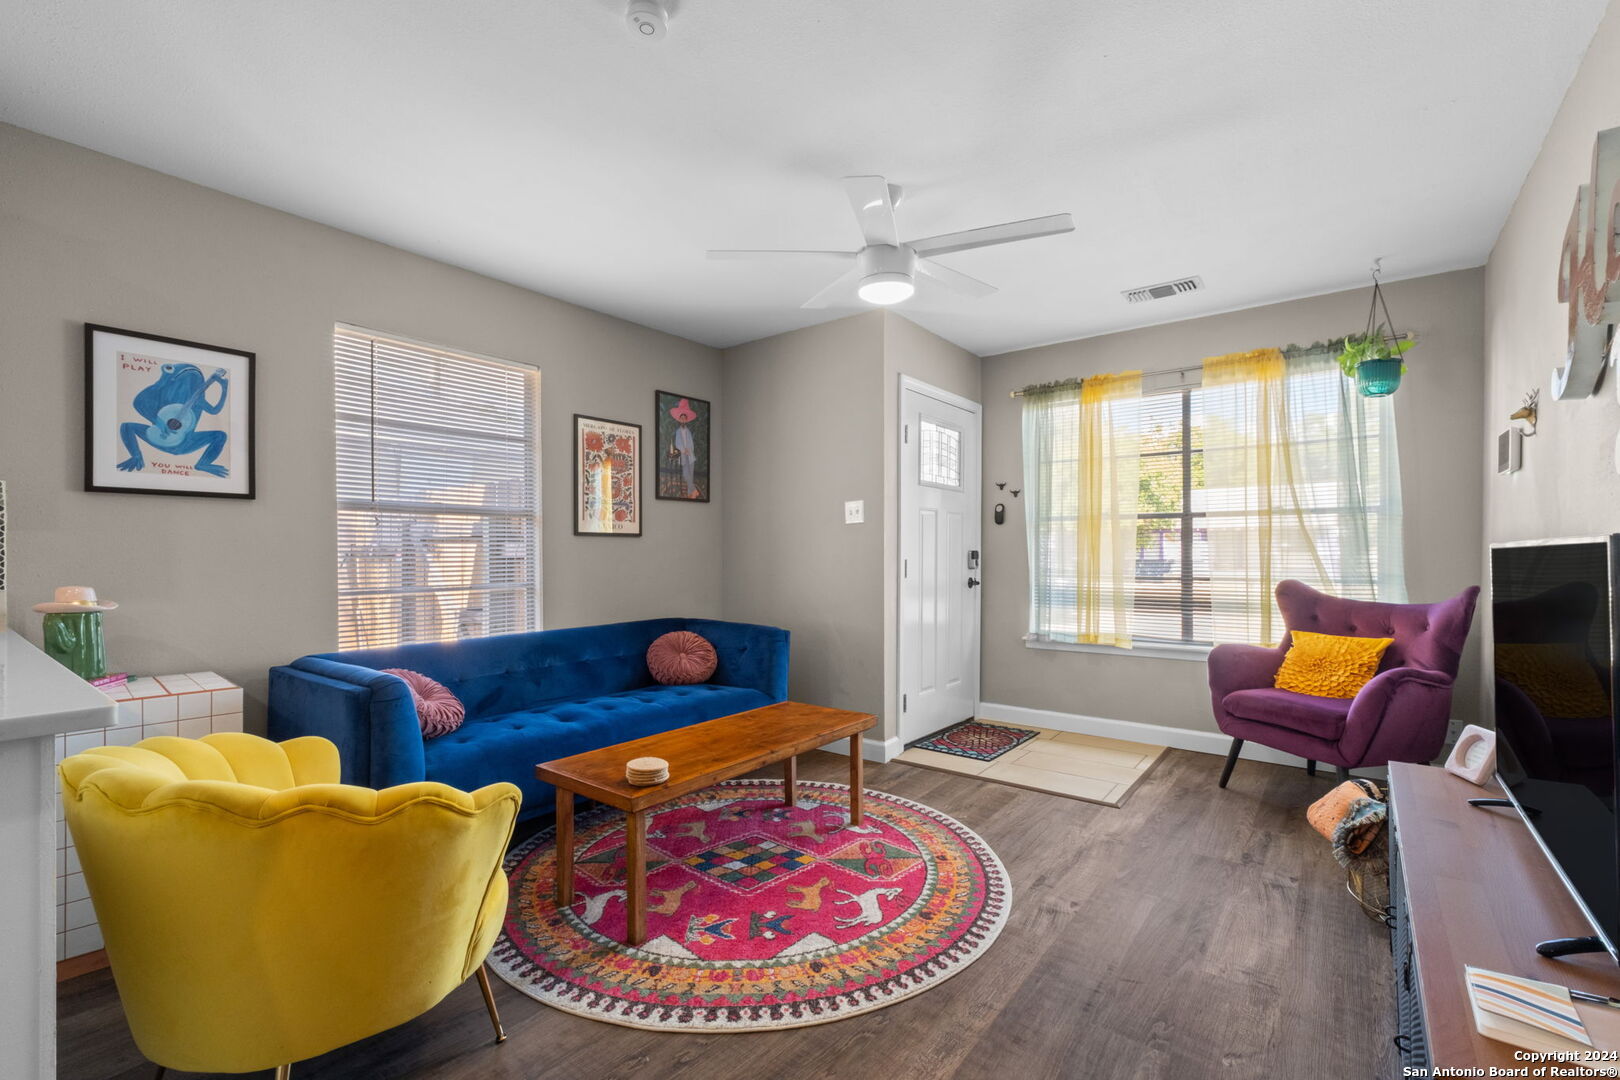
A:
[476, 963, 508, 1043]
[275, 1066, 292, 1080]
[152, 1067, 166, 1080]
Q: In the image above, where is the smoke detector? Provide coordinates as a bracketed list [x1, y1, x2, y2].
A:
[1123, 275, 1204, 303]
[626, 0, 668, 40]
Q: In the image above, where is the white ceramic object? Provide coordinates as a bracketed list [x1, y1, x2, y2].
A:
[1444, 724, 1498, 786]
[32, 586, 118, 613]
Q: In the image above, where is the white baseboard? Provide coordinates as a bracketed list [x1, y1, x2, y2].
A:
[817, 735, 901, 764]
[975, 700, 1364, 774]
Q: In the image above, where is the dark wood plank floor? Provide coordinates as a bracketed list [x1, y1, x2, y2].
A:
[58, 749, 1396, 1080]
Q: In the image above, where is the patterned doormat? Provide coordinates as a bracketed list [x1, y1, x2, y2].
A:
[490, 779, 1010, 1031]
[912, 719, 1041, 761]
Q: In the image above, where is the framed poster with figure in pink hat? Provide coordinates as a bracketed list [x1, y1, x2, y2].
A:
[655, 390, 710, 503]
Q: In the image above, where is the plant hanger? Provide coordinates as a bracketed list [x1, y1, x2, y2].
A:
[1362, 259, 1408, 351]
[1339, 259, 1415, 398]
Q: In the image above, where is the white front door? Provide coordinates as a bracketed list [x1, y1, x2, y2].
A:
[899, 378, 982, 744]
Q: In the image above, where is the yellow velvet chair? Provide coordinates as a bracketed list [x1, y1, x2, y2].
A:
[59, 732, 522, 1079]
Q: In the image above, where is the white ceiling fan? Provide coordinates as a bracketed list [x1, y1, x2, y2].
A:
[707, 176, 1075, 309]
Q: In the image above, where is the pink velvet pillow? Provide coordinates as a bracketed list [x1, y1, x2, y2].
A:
[381, 668, 465, 738]
[647, 631, 718, 685]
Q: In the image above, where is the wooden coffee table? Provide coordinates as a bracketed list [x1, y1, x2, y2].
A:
[536, 701, 877, 946]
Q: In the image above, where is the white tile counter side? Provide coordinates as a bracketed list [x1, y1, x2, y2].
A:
[57, 672, 243, 961]
[0, 630, 118, 1080]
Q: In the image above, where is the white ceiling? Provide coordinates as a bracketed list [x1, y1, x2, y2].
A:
[0, 1, 1607, 355]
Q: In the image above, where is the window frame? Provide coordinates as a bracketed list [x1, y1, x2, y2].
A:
[1023, 362, 1399, 657]
[917, 415, 965, 491]
[333, 323, 543, 651]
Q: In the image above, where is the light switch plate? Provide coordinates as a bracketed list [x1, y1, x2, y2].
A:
[844, 500, 865, 524]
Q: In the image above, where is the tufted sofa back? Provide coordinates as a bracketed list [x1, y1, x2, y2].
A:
[272, 618, 789, 798]
[314, 619, 682, 719]
[1274, 579, 1480, 678]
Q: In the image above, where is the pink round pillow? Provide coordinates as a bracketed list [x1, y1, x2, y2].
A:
[381, 668, 465, 738]
[647, 631, 718, 685]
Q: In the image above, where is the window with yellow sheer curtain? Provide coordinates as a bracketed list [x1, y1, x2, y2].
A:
[1022, 373, 1143, 648]
[1202, 346, 1404, 645]
[1021, 346, 1403, 649]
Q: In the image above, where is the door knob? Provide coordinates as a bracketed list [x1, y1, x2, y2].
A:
[967, 577, 980, 588]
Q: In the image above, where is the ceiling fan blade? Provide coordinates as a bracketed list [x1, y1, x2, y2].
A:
[707, 249, 857, 265]
[842, 175, 899, 248]
[916, 258, 998, 299]
[800, 266, 865, 310]
[908, 213, 1075, 259]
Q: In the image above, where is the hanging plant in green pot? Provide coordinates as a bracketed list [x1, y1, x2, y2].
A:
[1338, 327, 1415, 397]
[1338, 264, 1415, 397]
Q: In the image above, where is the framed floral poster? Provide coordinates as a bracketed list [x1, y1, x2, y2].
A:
[574, 414, 641, 536]
[84, 324, 256, 498]
[654, 390, 710, 502]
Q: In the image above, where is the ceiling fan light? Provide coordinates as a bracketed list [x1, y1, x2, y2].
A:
[857, 272, 915, 305]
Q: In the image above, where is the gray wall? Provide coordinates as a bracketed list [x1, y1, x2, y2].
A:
[980, 268, 1487, 735]
[719, 312, 887, 724]
[1484, 1, 1620, 543]
[719, 311, 981, 748]
[0, 123, 725, 729]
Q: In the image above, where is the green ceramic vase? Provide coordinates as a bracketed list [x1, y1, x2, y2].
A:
[42, 611, 107, 680]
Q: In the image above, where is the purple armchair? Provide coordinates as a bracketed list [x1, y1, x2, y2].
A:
[1208, 580, 1480, 788]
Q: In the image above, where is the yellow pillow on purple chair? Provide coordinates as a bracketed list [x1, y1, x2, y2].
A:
[1274, 630, 1394, 699]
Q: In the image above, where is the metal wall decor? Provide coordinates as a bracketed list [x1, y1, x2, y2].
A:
[1555, 126, 1620, 403]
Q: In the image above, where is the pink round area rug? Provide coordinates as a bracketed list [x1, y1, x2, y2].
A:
[489, 779, 1010, 1031]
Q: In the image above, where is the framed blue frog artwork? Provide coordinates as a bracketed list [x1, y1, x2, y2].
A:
[84, 324, 256, 498]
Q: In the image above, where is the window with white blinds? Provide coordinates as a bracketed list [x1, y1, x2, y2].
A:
[1022, 386, 1203, 645]
[1134, 388, 1201, 643]
[334, 327, 541, 652]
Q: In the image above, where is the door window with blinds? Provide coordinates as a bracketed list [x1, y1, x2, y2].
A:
[1022, 349, 1404, 649]
[918, 417, 964, 490]
[334, 327, 541, 651]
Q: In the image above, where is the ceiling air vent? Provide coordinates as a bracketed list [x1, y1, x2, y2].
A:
[1123, 276, 1204, 304]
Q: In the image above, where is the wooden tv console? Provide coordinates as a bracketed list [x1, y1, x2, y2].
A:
[1389, 762, 1620, 1068]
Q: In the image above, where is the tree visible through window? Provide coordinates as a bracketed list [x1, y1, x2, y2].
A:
[1134, 389, 1206, 643]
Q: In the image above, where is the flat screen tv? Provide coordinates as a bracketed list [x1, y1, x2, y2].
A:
[1491, 536, 1620, 960]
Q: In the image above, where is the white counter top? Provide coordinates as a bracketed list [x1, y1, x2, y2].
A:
[0, 630, 118, 741]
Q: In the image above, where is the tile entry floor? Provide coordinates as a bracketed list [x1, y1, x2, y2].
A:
[896, 721, 1167, 806]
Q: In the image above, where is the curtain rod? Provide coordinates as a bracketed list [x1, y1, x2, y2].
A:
[1007, 333, 1409, 397]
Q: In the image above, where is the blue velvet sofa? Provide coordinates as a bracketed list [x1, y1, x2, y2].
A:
[268, 618, 789, 819]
